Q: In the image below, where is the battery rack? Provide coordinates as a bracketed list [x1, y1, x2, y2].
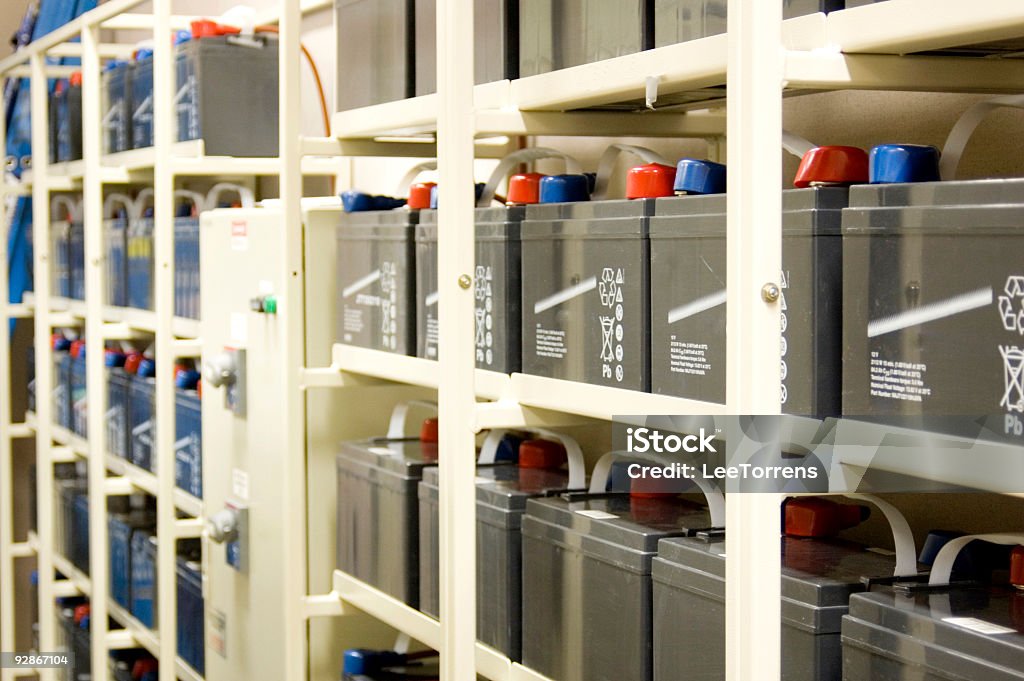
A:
[314, 2, 1024, 681]
[4, 2, 1024, 681]
[0, 2, 343, 681]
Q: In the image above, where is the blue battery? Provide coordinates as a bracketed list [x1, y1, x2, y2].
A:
[130, 531, 156, 628]
[130, 358, 156, 472]
[70, 344, 87, 438]
[108, 512, 154, 610]
[102, 59, 133, 154]
[51, 218, 70, 299]
[176, 556, 204, 674]
[106, 209, 129, 308]
[174, 204, 200, 320]
[68, 219, 85, 301]
[127, 205, 155, 310]
[71, 492, 90, 574]
[130, 48, 154, 149]
[174, 372, 202, 499]
[53, 339, 73, 431]
[107, 367, 131, 459]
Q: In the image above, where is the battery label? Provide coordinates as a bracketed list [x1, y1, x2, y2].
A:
[670, 341, 712, 376]
[942, 617, 1016, 636]
[598, 267, 626, 383]
[475, 265, 494, 366]
[535, 326, 567, 359]
[869, 355, 933, 403]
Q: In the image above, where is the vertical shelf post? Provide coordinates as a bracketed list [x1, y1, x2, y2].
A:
[435, 0, 478, 679]
[29, 51, 57, 681]
[725, 1, 784, 681]
[0, 64, 17, 681]
[151, 2, 178, 680]
[279, 0, 310, 679]
[83, 21, 112, 681]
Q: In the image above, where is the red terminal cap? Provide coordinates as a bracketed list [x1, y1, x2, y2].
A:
[626, 163, 677, 199]
[70, 340, 85, 359]
[1011, 546, 1024, 590]
[190, 19, 241, 39]
[793, 146, 869, 188]
[518, 439, 567, 470]
[408, 182, 437, 210]
[70, 71, 83, 87]
[132, 658, 158, 679]
[420, 417, 439, 444]
[784, 497, 870, 538]
[196, 379, 202, 399]
[73, 604, 90, 625]
[123, 352, 143, 375]
[507, 173, 546, 205]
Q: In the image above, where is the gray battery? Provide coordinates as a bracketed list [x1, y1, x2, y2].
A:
[337, 209, 418, 355]
[842, 585, 1024, 680]
[519, 0, 652, 77]
[414, 0, 519, 96]
[653, 0, 843, 48]
[650, 187, 845, 416]
[335, 0, 414, 111]
[521, 493, 711, 681]
[418, 463, 569, 660]
[175, 35, 279, 157]
[415, 206, 524, 372]
[336, 437, 438, 607]
[842, 178, 1024, 428]
[521, 199, 652, 391]
[653, 535, 900, 681]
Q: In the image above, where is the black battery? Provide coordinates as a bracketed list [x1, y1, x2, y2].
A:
[521, 199, 653, 391]
[650, 187, 845, 416]
[521, 492, 710, 681]
[335, 0, 415, 110]
[842, 584, 1024, 680]
[519, 0, 653, 77]
[336, 435, 438, 607]
[653, 534, 901, 681]
[337, 209, 419, 355]
[842, 176, 1024, 436]
[415, 206, 525, 372]
[175, 34, 279, 156]
[419, 455, 570, 660]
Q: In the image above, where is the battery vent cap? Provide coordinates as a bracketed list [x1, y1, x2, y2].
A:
[408, 182, 437, 210]
[626, 163, 677, 199]
[507, 173, 546, 205]
[869, 144, 940, 184]
[420, 418, 439, 443]
[518, 439, 567, 470]
[340, 190, 406, 213]
[539, 174, 591, 203]
[794, 146, 868, 188]
[784, 497, 869, 537]
[1011, 546, 1024, 589]
[674, 159, 727, 195]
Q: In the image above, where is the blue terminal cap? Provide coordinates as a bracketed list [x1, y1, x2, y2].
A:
[429, 184, 438, 209]
[104, 350, 126, 368]
[869, 144, 940, 184]
[175, 368, 201, 390]
[79, 615, 90, 629]
[30, 570, 38, 586]
[343, 649, 407, 676]
[538, 174, 591, 204]
[135, 47, 154, 61]
[673, 159, 727, 195]
[175, 202, 193, 218]
[173, 30, 192, 45]
[340, 190, 406, 213]
[53, 337, 72, 352]
[137, 358, 157, 378]
[103, 59, 128, 72]
[494, 433, 524, 463]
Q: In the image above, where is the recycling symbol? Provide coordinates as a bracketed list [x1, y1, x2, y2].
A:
[998, 276, 1024, 334]
[599, 268, 624, 308]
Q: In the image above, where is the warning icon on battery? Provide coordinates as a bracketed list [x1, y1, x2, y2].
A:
[1000, 345, 1024, 413]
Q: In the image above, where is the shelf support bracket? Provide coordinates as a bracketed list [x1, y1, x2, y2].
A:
[302, 593, 347, 619]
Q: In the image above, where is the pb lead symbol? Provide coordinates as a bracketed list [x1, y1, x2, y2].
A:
[1000, 345, 1024, 413]
[998, 276, 1024, 334]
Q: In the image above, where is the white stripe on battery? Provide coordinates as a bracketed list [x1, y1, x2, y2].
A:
[425, 291, 439, 307]
[667, 289, 727, 324]
[533, 276, 597, 314]
[341, 269, 381, 298]
[866, 287, 993, 338]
